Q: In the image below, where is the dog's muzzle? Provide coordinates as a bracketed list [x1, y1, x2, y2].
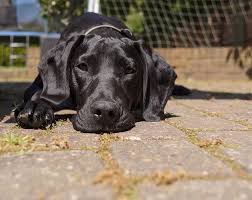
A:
[72, 100, 135, 133]
[90, 101, 120, 125]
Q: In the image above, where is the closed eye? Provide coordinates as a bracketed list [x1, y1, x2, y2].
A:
[75, 62, 88, 72]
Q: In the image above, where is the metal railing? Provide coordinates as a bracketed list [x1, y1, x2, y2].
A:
[0, 31, 60, 67]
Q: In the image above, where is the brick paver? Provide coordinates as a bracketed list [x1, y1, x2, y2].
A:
[0, 151, 114, 200]
[0, 79, 251, 199]
[111, 139, 233, 176]
[139, 180, 252, 200]
[198, 131, 252, 173]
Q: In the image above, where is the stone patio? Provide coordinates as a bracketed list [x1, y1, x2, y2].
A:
[0, 79, 252, 200]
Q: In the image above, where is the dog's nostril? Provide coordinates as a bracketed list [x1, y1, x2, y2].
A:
[108, 111, 115, 118]
[91, 101, 119, 123]
[94, 109, 102, 116]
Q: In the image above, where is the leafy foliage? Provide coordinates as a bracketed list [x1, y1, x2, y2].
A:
[0, 45, 26, 67]
[39, 0, 197, 36]
[125, 0, 144, 37]
[39, 0, 87, 32]
[227, 47, 252, 79]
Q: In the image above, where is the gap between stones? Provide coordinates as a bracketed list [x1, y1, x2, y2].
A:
[92, 134, 248, 200]
[165, 120, 252, 180]
[173, 100, 252, 131]
[1, 120, 251, 200]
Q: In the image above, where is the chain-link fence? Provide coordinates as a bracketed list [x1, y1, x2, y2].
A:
[1, 0, 252, 78]
[101, 0, 252, 48]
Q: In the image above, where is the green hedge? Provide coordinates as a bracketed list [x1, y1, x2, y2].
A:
[0, 45, 26, 67]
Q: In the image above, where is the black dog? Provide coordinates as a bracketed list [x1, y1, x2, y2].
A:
[15, 12, 178, 133]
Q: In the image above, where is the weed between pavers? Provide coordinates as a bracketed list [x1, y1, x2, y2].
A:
[234, 119, 252, 130]
[174, 100, 221, 117]
[2, 133, 34, 146]
[93, 134, 142, 200]
[51, 136, 70, 150]
[174, 100, 252, 130]
[0, 132, 35, 154]
[166, 120, 250, 178]
[198, 138, 223, 148]
[93, 134, 230, 200]
[94, 134, 187, 199]
[149, 170, 186, 185]
[0, 130, 100, 154]
[94, 134, 233, 200]
[146, 170, 237, 185]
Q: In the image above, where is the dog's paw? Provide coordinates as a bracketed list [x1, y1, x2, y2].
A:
[16, 100, 55, 129]
[14, 102, 25, 119]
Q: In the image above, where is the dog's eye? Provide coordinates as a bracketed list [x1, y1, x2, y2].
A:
[125, 66, 136, 74]
[76, 63, 88, 72]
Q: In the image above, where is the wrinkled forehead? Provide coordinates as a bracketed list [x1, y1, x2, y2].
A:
[74, 35, 140, 61]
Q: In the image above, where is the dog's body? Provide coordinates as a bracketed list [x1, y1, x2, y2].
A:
[15, 12, 178, 133]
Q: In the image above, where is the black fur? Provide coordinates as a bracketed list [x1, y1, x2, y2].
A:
[15, 12, 178, 133]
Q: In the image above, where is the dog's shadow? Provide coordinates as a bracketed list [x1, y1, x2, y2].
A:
[3, 113, 76, 124]
[54, 114, 75, 122]
[163, 113, 179, 120]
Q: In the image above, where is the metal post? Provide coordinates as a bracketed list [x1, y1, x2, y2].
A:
[26, 35, 30, 67]
[87, 0, 100, 13]
[9, 35, 13, 66]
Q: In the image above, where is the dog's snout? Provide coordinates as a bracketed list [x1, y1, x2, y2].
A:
[91, 101, 120, 123]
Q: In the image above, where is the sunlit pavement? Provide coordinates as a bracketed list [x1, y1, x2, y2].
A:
[0, 79, 252, 200]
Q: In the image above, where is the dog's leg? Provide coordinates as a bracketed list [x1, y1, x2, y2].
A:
[14, 75, 55, 129]
[15, 100, 55, 129]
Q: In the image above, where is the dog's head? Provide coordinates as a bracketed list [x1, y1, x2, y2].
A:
[38, 34, 176, 133]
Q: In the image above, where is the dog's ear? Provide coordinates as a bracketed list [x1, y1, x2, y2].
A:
[135, 42, 177, 121]
[38, 35, 84, 107]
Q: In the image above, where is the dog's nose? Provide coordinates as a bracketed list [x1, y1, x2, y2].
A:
[91, 101, 120, 123]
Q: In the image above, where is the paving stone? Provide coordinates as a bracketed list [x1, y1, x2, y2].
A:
[31, 131, 100, 150]
[0, 116, 100, 150]
[1, 69, 252, 199]
[0, 151, 114, 200]
[37, 122, 100, 149]
[174, 99, 252, 114]
[139, 180, 252, 200]
[114, 121, 185, 140]
[221, 113, 252, 127]
[176, 79, 252, 95]
[165, 101, 202, 117]
[0, 115, 16, 129]
[43, 185, 114, 200]
[166, 116, 248, 131]
[165, 101, 248, 131]
[111, 140, 233, 176]
[198, 131, 252, 173]
[173, 100, 252, 127]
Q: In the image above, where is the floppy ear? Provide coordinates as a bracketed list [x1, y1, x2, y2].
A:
[38, 35, 84, 108]
[136, 43, 177, 121]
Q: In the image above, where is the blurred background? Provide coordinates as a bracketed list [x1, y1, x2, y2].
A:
[0, 0, 252, 119]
